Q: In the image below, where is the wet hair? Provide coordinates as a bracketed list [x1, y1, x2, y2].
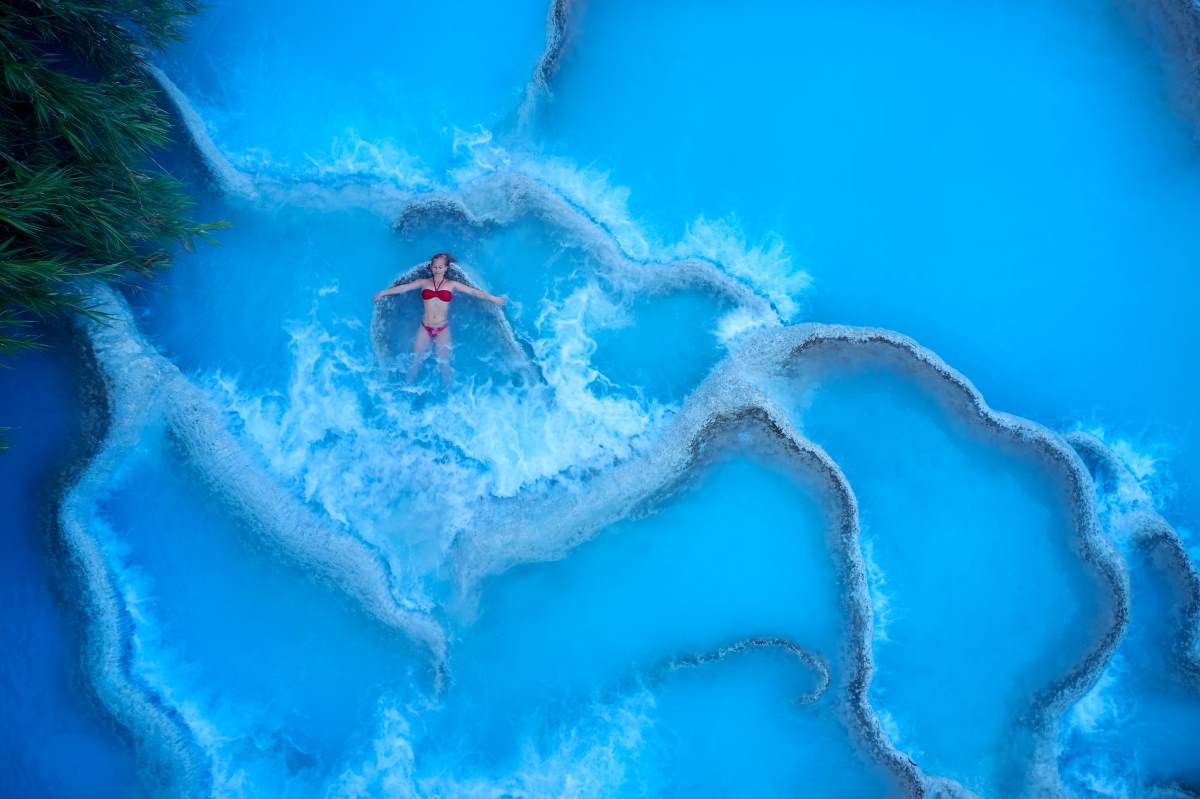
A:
[429, 252, 455, 269]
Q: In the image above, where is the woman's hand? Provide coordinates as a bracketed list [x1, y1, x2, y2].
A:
[492, 295, 508, 307]
[374, 290, 389, 302]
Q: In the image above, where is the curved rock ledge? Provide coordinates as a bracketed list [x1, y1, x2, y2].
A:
[1131, 511, 1200, 683]
[142, 56, 1130, 796]
[1062, 431, 1125, 492]
[145, 66, 786, 328]
[1066, 431, 1200, 685]
[456, 323, 1129, 797]
[776, 330, 1129, 798]
[454, 387, 929, 795]
[144, 65, 257, 200]
[668, 403, 929, 796]
[54, 314, 213, 798]
[59, 285, 449, 792]
[386, 173, 781, 323]
[661, 636, 832, 706]
[518, 0, 572, 127]
[82, 285, 446, 662]
[1067, 432, 1200, 796]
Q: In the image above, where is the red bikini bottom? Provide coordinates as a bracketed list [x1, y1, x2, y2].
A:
[422, 322, 448, 340]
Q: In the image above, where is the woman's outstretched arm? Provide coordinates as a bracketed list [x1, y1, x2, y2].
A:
[451, 282, 507, 306]
[374, 280, 424, 302]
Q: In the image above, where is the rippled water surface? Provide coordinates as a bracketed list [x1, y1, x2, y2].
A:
[2, 1, 1199, 797]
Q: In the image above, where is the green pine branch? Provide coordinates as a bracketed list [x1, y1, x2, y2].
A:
[1, 0, 221, 450]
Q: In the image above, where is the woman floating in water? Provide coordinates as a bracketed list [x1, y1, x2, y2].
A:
[373, 252, 507, 382]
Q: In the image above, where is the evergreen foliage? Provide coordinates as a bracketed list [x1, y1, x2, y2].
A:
[0, 0, 219, 362]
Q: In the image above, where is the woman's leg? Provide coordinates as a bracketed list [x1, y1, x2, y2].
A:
[433, 325, 453, 384]
[408, 325, 433, 380]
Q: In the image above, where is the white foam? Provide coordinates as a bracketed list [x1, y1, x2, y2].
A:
[216, 130, 437, 191]
[668, 216, 810, 320]
[1065, 658, 1127, 736]
[451, 133, 809, 321]
[1069, 767, 1133, 799]
[1059, 665, 1138, 799]
[450, 129, 651, 261]
[214, 287, 667, 587]
[150, 65, 435, 196]
[713, 305, 776, 347]
[150, 68, 801, 341]
[874, 708, 904, 754]
[81, 285, 446, 661]
[304, 131, 434, 188]
[328, 690, 655, 799]
[1073, 425, 1170, 516]
[100, 519, 256, 799]
[861, 535, 898, 644]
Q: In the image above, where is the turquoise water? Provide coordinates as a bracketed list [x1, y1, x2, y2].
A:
[0, 347, 144, 798]
[759, 352, 1105, 795]
[539, 0, 1200, 520]
[3, 0, 1200, 796]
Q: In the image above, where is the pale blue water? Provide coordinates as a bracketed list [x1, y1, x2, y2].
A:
[2, 1, 1199, 797]
[760, 353, 1103, 795]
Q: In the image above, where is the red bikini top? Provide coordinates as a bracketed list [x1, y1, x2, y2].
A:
[421, 278, 453, 302]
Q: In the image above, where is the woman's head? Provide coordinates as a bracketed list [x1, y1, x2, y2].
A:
[429, 252, 454, 277]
